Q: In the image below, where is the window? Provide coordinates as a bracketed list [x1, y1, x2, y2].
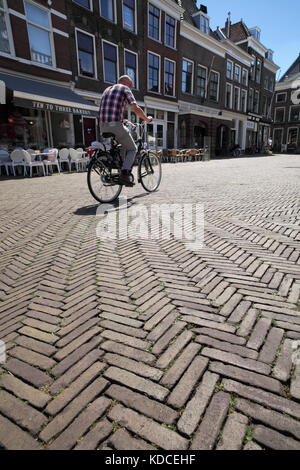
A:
[196, 65, 207, 98]
[242, 69, 248, 86]
[266, 50, 273, 61]
[73, 0, 92, 9]
[165, 15, 176, 48]
[288, 128, 298, 144]
[148, 3, 160, 41]
[209, 71, 219, 102]
[276, 93, 287, 103]
[234, 65, 241, 83]
[125, 50, 137, 89]
[76, 30, 96, 78]
[200, 14, 209, 34]
[290, 106, 300, 122]
[250, 58, 255, 81]
[226, 83, 232, 109]
[0, 0, 11, 54]
[275, 108, 285, 123]
[182, 59, 193, 94]
[24, 1, 53, 66]
[164, 59, 175, 96]
[269, 78, 274, 92]
[100, 0, 115, 22]
[241, 89, 247, 113]
[248, 88, 254, 112]
[123, 0, 136, 33]
[103, 41, 118, 83]
[234, 87, 240, 111]
[226, 61, 233, 80]
[254, 90, 259, 113]
[148, 52, 160, 93]
[256, 59, 261, 83]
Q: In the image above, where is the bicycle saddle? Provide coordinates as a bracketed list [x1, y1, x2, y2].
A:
[102, 133, 115, 138]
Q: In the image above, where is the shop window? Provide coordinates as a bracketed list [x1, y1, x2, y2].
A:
[182, 59, 193, 94]
[156, 111, 165, 120]
[103, 41, 118, 83]
[164, 59, 175, 97]
[148, 3, 160, 41]
[24, 1, 53, 66]
[76, 30, 96, 78]
[165, 15, 176, 48]
[290, 106, 300, 122]
[0, 0, 12, 54]
[148, 52, 160, 93]
[125, 50, 137, 89]
[275, 108, 285, 123]
[196, 65, 207, 99]
[288, 128, 298, 145]
[73, 0, 92, 9]
[100, 0, 115, 22]
[209, 71, 219, 102]
[123, 0, 136, 33]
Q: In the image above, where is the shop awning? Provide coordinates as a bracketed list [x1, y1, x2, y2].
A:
[0, 72, 99, 117]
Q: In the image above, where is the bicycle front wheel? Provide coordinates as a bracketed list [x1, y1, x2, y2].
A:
[138, 151, 162, 193]
[87, 160, 122, 203]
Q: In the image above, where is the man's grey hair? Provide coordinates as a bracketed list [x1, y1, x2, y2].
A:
[118, 75, 133, 86]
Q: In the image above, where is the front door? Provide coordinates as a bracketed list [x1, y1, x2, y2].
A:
[83, 118, 96, 146]
[147, 122, 166, 149]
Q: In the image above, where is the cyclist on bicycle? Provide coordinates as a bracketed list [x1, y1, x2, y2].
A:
[99, 75, 153, 186]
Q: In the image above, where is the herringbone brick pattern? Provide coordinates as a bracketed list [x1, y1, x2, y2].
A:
[0, 154, 300, 450]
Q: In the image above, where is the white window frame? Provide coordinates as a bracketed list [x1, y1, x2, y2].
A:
[209, 69, 220, 102]
[148, 2, 161, 42]
[274, 107, 285, 123]
[254, 90, 260, 114]
[73, 0, 93, 11]
[124, 48, 139, 90]
[256, 59, 262, 84]
[241, 89, 247, 113]
[102, 39, 119, 84]
[226, 60, 233, 80]
[276, 92, 287, 104]
[199, 12, 210, 34]
[225, 83, 233, 109]
[289, 105, 300, 122]
[165, 13, 177, 49]
[182, 57, 194, 95]
[248, 87, 254, 112]
[287, 127, 299, 144]
[0, 0, 15, 57]
[196, 64, 208, 98]
[75, 27, 97, 80]
[24, 0, 56, 68]
[99, 0, 116, 23]
[234, 64, 241, 83]
[122, 0, 137, 34]
[233, 86, 240, 111]
[250, 56, 256, 81]
[242, 68, 248, 86]
[164, 57, 176, 97]
[147, 50, 161, 94]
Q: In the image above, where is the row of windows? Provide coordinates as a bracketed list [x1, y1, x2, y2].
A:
[148, 3, 176, 48]
[226, 60, 248, 86]
[74, 0, 137, 33]
[249, 56, 262, 84]
[181, 60, 220, 102]
[226, 84, 247, 113]
[274, 106, 300, 123]
[248, 88, 260, 114]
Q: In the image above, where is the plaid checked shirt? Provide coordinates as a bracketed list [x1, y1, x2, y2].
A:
[99, 84, 136, 123]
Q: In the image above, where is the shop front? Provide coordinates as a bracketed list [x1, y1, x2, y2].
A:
[246, 119, 258, 149]
[144, 97, 179, 150]
[0, 73, 99, 151]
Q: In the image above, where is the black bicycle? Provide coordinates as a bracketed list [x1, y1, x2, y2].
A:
[87, 121, 162, 203]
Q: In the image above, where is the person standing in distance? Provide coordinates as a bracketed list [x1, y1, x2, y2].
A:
[99, 75, 153, 186]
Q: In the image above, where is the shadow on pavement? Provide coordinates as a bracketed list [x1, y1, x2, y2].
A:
[74, 192, 150, 216]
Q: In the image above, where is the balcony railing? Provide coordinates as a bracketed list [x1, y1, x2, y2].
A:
[31, 49, 52, 66]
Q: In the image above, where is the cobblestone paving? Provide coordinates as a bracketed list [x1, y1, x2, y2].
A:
[0, 154, 300, 450]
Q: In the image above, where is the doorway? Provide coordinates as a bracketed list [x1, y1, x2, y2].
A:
[83, 118, 97, 147]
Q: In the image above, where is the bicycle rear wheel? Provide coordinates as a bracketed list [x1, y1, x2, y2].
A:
[87, 159, 122, 203]
[138, 151, 162, 193]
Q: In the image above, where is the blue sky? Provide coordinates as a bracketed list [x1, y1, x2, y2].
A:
[197, 0, 300, 80]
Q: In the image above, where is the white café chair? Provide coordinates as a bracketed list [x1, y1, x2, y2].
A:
[42, 148, 60, 175]
[69, 148, 84, 172]
[77, 147, 89, 170]
[11, 149, 45, 177]
[58, 148, 71, 172]
[0, 150, 14, 176]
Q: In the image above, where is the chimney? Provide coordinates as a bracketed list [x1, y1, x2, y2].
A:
[225, 12, 231, 38]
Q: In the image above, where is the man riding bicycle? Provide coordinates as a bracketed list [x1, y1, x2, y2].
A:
[99, 75, 153, 186]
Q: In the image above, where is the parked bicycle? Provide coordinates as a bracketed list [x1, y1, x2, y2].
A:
[87, 120, 162, 203]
